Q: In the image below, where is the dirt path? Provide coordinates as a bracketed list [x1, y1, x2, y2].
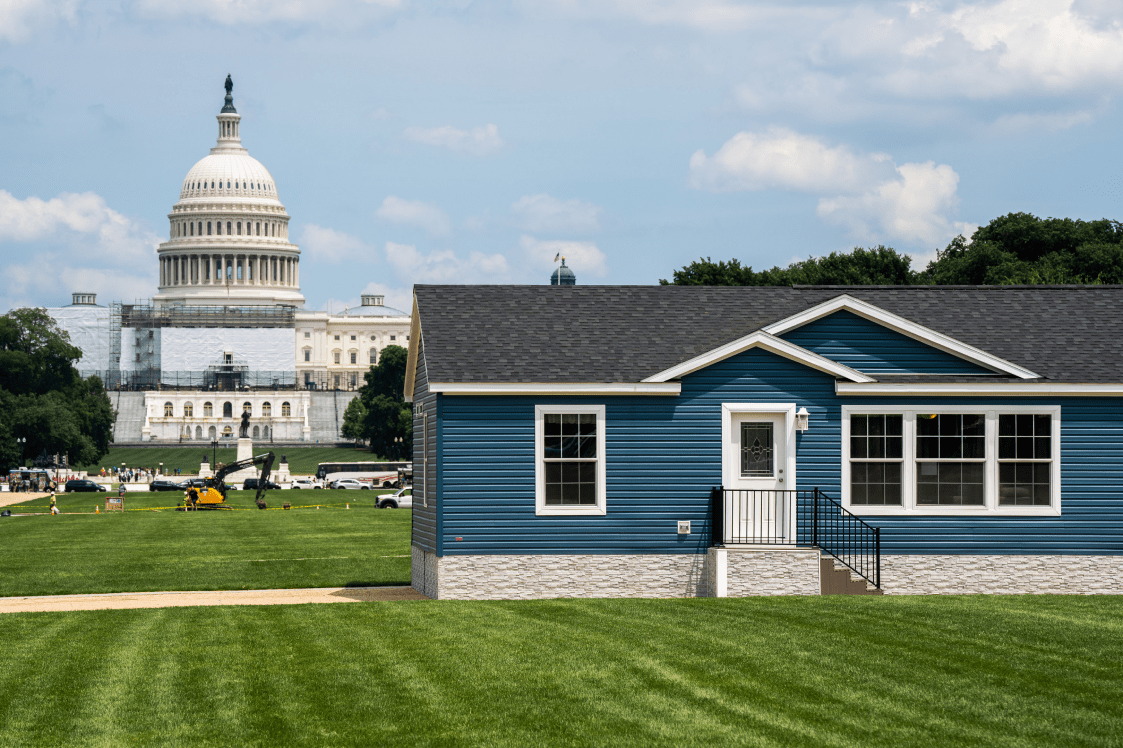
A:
[0, 492, 53, 509]
[0, 586, 427, 614]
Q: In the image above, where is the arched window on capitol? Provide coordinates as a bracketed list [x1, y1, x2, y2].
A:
[204, 402, 213, 417]
[262, 402, 272, 417]
[282, 402, 291, 417]
[184, 402, 193, 417]
[163, 402, 173, 417]
[243, 402, 252, 415]
[223, 402, 233, 418]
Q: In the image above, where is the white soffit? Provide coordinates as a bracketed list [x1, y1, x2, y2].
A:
[762, 294, 1041, 380]
[429, 382, 682, 396]
[837, 381, 1123, 397]
[641, 331, 874, 384]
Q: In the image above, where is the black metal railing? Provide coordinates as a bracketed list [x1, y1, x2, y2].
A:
[809, 489, 881, 589]
[710, 487, 801, 545]
[709, 486, 881, 589]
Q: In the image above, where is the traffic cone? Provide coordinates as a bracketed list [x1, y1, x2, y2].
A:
[346, 503, 349, 510]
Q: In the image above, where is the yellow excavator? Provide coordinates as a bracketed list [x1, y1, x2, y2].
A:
[182, 452, 275, 510]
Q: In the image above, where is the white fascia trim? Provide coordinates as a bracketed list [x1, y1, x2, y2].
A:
[763, 294, 1041, 380]
[429, 382, 681, 396]
[837, 382, 1123, 397]
[403, 294, 421, 403]
[641, 331, 874, 384]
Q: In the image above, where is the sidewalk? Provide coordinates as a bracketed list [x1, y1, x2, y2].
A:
[0, 586, 427, 614]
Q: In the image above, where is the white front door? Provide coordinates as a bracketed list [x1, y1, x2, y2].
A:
[723, 405, 796, 544]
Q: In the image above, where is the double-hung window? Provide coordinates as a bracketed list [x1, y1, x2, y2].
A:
[842, 406, 1060, 516]
[535, 404, 606, 516]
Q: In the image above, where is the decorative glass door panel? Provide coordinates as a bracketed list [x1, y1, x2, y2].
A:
[726, 411, 790, 543]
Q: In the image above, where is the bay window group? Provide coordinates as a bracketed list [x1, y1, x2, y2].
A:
[844, 406, 1060, 514]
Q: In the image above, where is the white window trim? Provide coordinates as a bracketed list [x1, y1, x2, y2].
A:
[841, 405, 1061, 517]
[535, 404, 607, 516]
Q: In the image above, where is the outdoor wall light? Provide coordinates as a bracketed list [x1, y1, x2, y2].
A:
[795, 407, 810, 432]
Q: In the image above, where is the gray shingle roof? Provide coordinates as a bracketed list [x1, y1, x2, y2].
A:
[414, 285, 1123, 384]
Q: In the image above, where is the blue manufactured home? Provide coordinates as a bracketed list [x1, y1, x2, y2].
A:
[405, 285, 1123, 599]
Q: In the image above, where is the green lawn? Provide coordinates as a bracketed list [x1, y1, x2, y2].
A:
[73, 445, 386, 476]
[0, 596, 1120, 747]
[0, 490, 410, 596]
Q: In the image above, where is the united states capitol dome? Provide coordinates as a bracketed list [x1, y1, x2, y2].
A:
[154, 75, 304, 309]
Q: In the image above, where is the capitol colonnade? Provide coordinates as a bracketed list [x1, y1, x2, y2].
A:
[158, 254, 299, 289]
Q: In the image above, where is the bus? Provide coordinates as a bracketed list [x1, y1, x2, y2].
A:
[315, 461, 410, 487]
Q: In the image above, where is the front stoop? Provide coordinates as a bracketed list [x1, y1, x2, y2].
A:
[820, 558, 883, 595]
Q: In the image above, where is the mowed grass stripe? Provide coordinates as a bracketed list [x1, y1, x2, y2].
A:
[1, 597, 1120, 747]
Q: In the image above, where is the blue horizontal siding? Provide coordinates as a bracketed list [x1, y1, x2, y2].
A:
[780, 310, 994, 375]
[431, 346, 1123, 557]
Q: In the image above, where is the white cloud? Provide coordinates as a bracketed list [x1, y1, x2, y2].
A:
[375, 196, 451, 236]
[0, 0, 76, 41]
[133, 0, 400, 24]
[526, 0, 776, 31]
[0, 189, 159, 310]
[511, 194, 601, 233]
[841, 0, 1123, 99]
[403, 124, 503, 156]
[690, 129, 966, 247]
[991, 109, 1095, 134]
[298, 224, 370, 263]
[816, 161, 966, 246]
[0, 189, 155, 261]
[519, 235, 607, 277]
[688, 128, 895, 193]
[384, 241, 509, 284]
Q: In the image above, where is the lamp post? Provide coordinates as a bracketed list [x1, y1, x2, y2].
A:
[121, 463, 126, 483]
[16, 437, 26, 467]
[159, 462, 163, 477]
[211, 438, 218, 467]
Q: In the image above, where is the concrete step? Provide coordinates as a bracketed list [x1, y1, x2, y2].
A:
[110, 392, 147, 443]
[820, 557, 883, 595]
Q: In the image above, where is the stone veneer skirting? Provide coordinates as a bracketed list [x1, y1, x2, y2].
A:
[412, 547, 1123, 599]
[411, 545, 821, 600]
[879, 554, 1123, 595]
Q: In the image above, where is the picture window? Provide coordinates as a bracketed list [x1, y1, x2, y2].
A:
[843, 407, 1060, 516]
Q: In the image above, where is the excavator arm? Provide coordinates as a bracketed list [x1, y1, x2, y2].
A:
[214, 452, 275, 510]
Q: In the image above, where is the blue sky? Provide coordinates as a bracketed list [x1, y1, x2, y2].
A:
[2, 0, 1122, 313]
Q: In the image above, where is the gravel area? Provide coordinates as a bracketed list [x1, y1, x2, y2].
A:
[0, 586, 427, 613]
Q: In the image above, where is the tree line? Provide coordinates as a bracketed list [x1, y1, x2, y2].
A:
[661, 213, 1123, 287]
[0, 309, 115, 470]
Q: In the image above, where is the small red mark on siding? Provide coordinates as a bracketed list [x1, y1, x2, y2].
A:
[455, 536, 463, 541]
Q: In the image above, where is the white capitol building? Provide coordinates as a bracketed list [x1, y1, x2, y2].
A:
[48, 77, 410, 444]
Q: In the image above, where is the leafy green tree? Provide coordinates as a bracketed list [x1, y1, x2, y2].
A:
[0, 309, 115, 469]
[662, 246, 920, 286]
[361, 395, 412, 461]
[362, 345, 409, 400]
[349, 344, 411, 459]
[341, 396, 368, 442]
[925, 213, 1123, 285]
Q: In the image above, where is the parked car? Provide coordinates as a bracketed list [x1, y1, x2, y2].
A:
[150, 479, 184, 492]
[291, 478, 322, 490]
[378, 487, 412, 509]
[330, 479, 370, 490]
[243, 478, 282, 491]
[64, 479, 107, 493]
